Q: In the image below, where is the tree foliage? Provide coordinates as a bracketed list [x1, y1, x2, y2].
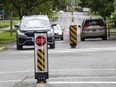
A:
[80, 0, 115, 18]
[11, 0, 53, 19]
[0, 0, 63, 19]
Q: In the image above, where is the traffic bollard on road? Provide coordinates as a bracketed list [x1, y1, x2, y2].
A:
[34, 31, 49, 83]
[72, 16, 74, 22]
[69, 25, 77, 48]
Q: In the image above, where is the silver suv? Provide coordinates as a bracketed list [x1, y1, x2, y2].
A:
[15, 15, 55, 50]
[79, 18, 107, 41]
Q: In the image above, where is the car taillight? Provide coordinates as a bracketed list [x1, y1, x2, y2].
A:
[83, 25, 89, 28]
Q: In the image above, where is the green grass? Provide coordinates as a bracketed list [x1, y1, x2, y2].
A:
[0, 30, 16, 43]
[111, 32, 116, 34]
[0, 20, 19, 29]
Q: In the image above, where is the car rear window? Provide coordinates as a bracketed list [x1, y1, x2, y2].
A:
[84, 19, 104, 26]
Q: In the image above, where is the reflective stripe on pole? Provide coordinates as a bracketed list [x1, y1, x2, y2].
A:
[37, 49, 45, 71]
[69, 25, 77, 48]
[34, 32, 48, 83]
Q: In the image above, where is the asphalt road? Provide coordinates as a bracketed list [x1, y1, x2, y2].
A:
[0, 12, 116, 87]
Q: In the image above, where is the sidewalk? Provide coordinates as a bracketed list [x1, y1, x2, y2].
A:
[0, 47, 7, 51]
[0, 26, 14, 32]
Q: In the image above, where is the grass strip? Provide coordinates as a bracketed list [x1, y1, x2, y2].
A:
[0, 30, 16, 43]
[0, 20, 19, 29]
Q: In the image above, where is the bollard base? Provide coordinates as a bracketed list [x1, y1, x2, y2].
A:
[35, 72, 48, 83]
[37, 79, 47, 83]
[71, 46, 76, 48]
[70, 44, 77, 48]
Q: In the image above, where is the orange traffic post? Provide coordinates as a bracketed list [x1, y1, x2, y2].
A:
[69, 25, 77, 48]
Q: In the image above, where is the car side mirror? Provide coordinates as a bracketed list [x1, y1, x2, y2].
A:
[62, 28, 65, 30]
[78, 25, 81, 27]
[52, 24, 57, 26]
[14, 25, 19, 28]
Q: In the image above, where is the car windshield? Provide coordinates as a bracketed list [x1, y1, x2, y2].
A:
[20, 19, 50, 28]
[54, 25, 62, 30]
[85, 19, 104, 26]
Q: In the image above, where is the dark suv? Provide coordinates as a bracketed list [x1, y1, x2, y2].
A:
[79, 18, 107, 41]
[15, 15, 55, 50]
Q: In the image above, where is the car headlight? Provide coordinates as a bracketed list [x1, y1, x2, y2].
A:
[58, 31, 62, 35]
[17, 30, 25, 35]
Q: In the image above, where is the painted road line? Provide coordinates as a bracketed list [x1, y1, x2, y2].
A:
[0, 70, 33, 74]
[8, 46, 116, 54]
[49, 81, 116, 84]
[1, 79, 116, 84]
[50, 76, 116, 80]
[0, 79, 37, 83]
[1, 80, 116, 84]
[49, 47, 116, 53]
[0, 79, 22, 83]
[0, 68, 116, 74]
[51, 69, 116, 71]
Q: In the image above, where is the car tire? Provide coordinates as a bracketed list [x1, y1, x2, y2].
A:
[61, 37, 63, 40]
[102, 36, 107, 40]
[81, 37, 85, 41]
[50, 40, 55, 49]
[17, 41, 23, 50]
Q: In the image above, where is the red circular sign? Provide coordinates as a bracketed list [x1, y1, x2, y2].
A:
[36, 36, 46, 46]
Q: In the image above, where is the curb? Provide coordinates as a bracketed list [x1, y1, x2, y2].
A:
[0, 40, 16, 44]
[0, 47, 7, 52]
[0, 40, 16, 52]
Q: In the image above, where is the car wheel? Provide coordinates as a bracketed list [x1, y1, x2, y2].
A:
[17, 41, 23, 50]
[81, 37, 85, 41]
[61, 37, 63, 40]
[102, 36, 107, 40]
[50, 40, 55, 49]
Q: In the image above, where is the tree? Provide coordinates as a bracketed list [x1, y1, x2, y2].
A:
[80, 0, 115, 19]
[0, 0, 57, 19]
[12, 0, 53, 19]
[97, 0, 114, 19]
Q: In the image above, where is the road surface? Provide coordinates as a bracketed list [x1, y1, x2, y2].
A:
[0, 12, 116, 87]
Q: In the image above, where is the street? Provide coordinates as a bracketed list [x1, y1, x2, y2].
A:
[0, 12, 116, 87]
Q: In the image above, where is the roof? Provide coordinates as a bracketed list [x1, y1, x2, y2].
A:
[22, 15, 49, 20]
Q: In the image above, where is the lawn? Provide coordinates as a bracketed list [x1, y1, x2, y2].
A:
[0, 30, 16, 43]
[0, 20, 19, 29]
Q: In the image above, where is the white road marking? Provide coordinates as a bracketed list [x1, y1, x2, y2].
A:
[49, 47, 116, 53]
[0, 80, 22, 83]
[0, 68, 116, 74]
[1, 80, 116, 84]
[50, 76, 116, 80]
[51, 69, 116, 71]
[49, 81, 116, 84]
[9, 46, 116, 54]
[1, 79, 116, 84]
[0, 70, 34, 74]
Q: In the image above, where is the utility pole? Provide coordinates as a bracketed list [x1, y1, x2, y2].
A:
[74, 0, 75, 10]
[72, 0, 75, 11]
[10, 0, 13, 36]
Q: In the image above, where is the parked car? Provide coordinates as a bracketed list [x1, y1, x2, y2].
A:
[14, 15, 55, 50]
[58, 10, 64, 14]
[79, 18, 107, 41]
[53, 24, 64, 40]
